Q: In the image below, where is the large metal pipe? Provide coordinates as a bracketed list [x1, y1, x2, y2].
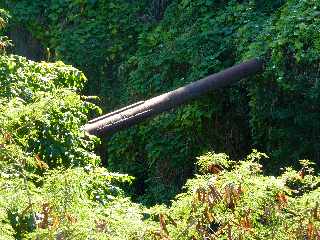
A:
[83, 58, 263, 136]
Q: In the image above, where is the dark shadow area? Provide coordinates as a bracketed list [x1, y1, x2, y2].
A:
[7, 25, 45, 61]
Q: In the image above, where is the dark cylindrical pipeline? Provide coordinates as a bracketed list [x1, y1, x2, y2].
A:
[83, 58, 263, 136]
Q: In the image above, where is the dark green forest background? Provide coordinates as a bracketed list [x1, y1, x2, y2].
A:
[3, 0, 320, 205]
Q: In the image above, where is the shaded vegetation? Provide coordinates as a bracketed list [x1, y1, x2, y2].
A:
[5, 0, 318, 204]
[0, 1, 320, 239]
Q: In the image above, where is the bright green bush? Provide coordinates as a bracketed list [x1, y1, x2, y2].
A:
[0, 54, 148, 239]
[0, 55, 101, 169]
[0, 166, 151, 239]
[147, 151, 320, 239]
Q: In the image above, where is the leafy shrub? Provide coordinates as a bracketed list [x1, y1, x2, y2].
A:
[0, 54, 146, 239]
[0, 55, 101, 169]
[0, 55, 87, 101]
[0, 165, 149, 239]
[148, 151, 320, 239]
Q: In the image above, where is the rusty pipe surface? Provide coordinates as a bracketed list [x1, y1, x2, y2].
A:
[83, 58, 263, 136]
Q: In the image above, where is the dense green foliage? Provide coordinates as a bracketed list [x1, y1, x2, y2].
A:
[0, 55, 100, 168]
[0, 7, 11, 52]
[149, 151, 320, 239]
[1, 70, 320, 239]
[247, 0, 320, 169]
[0, 53, 149, 239]
[5, 0, 320, 204]
[1, 2, 320, 239]
[3, 0, 149, 107]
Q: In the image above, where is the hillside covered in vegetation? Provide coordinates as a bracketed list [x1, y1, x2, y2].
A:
[0, 0, 320, 239]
